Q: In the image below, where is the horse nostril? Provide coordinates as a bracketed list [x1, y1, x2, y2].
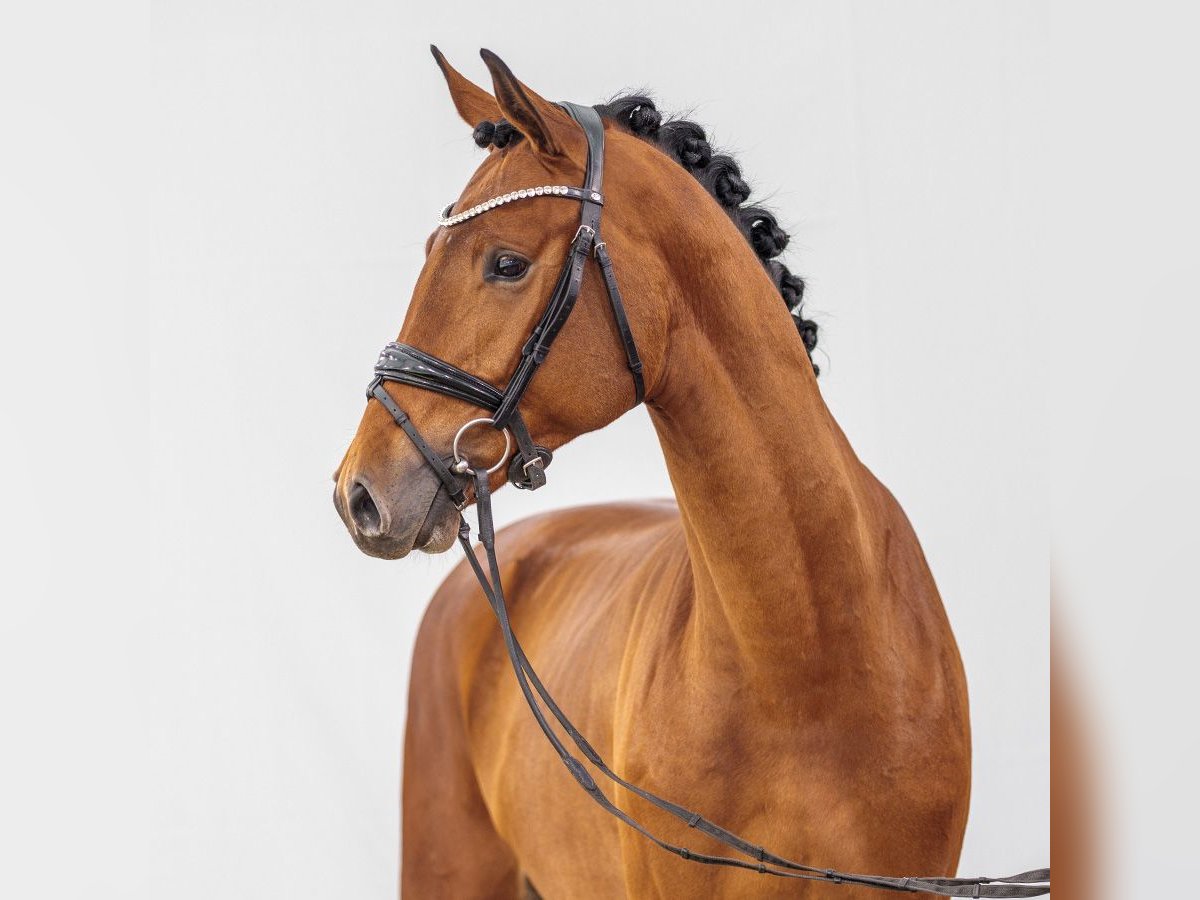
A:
[348, 481, 383, 536]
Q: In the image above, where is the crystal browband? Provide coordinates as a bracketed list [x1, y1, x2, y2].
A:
[439, 185, 604, 227]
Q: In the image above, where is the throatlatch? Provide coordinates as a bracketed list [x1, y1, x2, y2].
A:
[363, 102, 1048, 897]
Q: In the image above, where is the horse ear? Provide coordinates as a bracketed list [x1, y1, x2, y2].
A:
[479, 49, 576, 157]
[430, 45, 500, 127]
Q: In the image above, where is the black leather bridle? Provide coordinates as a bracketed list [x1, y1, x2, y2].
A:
[367, 102, 642, 507]
[362, 102, 1049, 897]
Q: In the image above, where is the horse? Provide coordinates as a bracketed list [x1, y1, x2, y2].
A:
[333, 48, 972, 899]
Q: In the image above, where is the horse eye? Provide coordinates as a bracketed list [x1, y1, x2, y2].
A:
[493, 254, 529, 279]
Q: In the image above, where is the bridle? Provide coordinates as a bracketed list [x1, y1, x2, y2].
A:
[367, 102, 642, 506]
[362, 103, 1050, 897]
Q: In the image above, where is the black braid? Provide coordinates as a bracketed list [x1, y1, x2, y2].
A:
[594, 93, 821, 376]
[703, 155, 751, 206]
[658, 120, 712, 170]
[601, 95, 662, 138]
[741, 207, 790, 259]
[473, 118, 524, 149]
[492, 121, 518, 148]
[468, 96, 821, 376]
[769, 260, 819, 375]
[472, 120, 495, 148]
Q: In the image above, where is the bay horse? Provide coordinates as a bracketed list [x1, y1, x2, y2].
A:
[334, 48, 974, 898]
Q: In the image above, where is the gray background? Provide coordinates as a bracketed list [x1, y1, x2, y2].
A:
[2, 1, 1082, 897]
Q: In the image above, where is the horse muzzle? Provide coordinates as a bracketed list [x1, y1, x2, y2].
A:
[333, 460, 461, 559]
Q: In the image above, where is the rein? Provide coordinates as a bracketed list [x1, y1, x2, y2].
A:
[364, 102, 1050, 897]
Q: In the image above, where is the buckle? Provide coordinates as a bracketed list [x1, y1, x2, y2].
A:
[508, 448, 551, 491]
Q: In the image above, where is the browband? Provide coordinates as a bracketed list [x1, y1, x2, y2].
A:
[439, 185, 603, 228]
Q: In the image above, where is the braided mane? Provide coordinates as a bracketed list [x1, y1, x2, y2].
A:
[472, 94, 820, 376]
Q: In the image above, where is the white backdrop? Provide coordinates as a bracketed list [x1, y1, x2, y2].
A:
[2, 2, 1057, 897]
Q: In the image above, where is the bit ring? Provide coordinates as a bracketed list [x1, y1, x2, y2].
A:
[451, 418, 513, 476]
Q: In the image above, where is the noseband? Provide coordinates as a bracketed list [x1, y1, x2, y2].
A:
[367, 102, 643, 508]
[360, 103, 1049, 897]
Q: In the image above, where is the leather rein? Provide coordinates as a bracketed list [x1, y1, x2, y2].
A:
[363, 102, 1050, 897]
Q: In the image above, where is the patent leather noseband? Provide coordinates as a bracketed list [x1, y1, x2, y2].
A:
[360, 102, 1049, 896]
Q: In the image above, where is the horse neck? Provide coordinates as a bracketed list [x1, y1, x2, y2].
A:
[645, 234, 885, 678]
